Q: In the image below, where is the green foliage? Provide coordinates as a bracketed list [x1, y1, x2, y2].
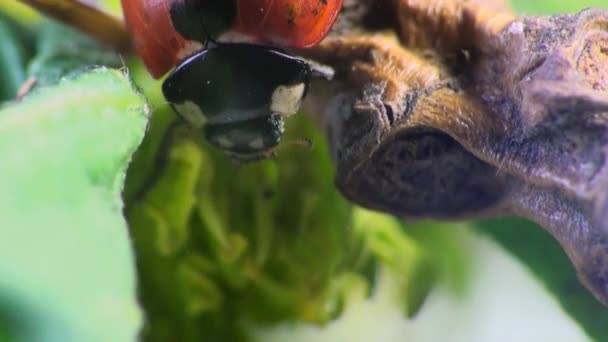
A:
[26, 21, 122, 89]
[0, 12, 147, 342]
[0, 68, 146, 341]
[123, 90, 437, 339]
[120, 46, 441, 340]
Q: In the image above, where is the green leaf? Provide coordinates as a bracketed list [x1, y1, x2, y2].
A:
[125, 111, 359, 341]
[0, 69, 147, 342]
[26, 20, 121, 89]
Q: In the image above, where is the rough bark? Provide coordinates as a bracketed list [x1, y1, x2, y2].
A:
[301, 0, 608, 306]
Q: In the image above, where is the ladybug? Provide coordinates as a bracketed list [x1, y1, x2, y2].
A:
[162, 42, 333, 162]
[121, 0, 344, 78]
[120, 0, 341, 162]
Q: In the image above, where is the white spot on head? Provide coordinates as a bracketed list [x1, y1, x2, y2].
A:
[271, 83, 306, 116]
[216, 135, 235, 149]
[174, 101, 208, 128]
[248, 137, 265, 150]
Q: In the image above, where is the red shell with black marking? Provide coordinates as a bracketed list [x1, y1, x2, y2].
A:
[121, 0, 343, 78]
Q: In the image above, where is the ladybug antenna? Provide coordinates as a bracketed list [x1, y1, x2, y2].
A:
[282, 138, 314, 151]
[261, 138, 312, 162]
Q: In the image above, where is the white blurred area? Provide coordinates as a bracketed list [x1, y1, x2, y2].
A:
[254, 231, 589, 342]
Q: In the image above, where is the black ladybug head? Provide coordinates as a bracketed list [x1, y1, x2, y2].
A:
[163, 42, 316, 126]
[162, 42, 332, 162]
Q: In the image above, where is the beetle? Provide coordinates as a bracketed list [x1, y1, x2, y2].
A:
[20, 0, 341, 162]
[120, 0, 340, 162]
[121, 0, 344, 78]
[162, 41, 333, 162]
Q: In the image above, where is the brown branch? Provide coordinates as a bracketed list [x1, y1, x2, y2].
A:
[17, 0, 131, 52]
[303, 0, 608, 305]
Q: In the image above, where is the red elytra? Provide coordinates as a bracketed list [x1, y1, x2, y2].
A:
[121, 0, 343, 78]
[122, 0, 189, 78]
[234, 0, 344, 48]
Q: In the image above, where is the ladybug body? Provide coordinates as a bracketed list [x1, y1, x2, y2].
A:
[122, 0, 343, 78]
[120, 0, 341, 162]
[163, 42, 332, 162]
